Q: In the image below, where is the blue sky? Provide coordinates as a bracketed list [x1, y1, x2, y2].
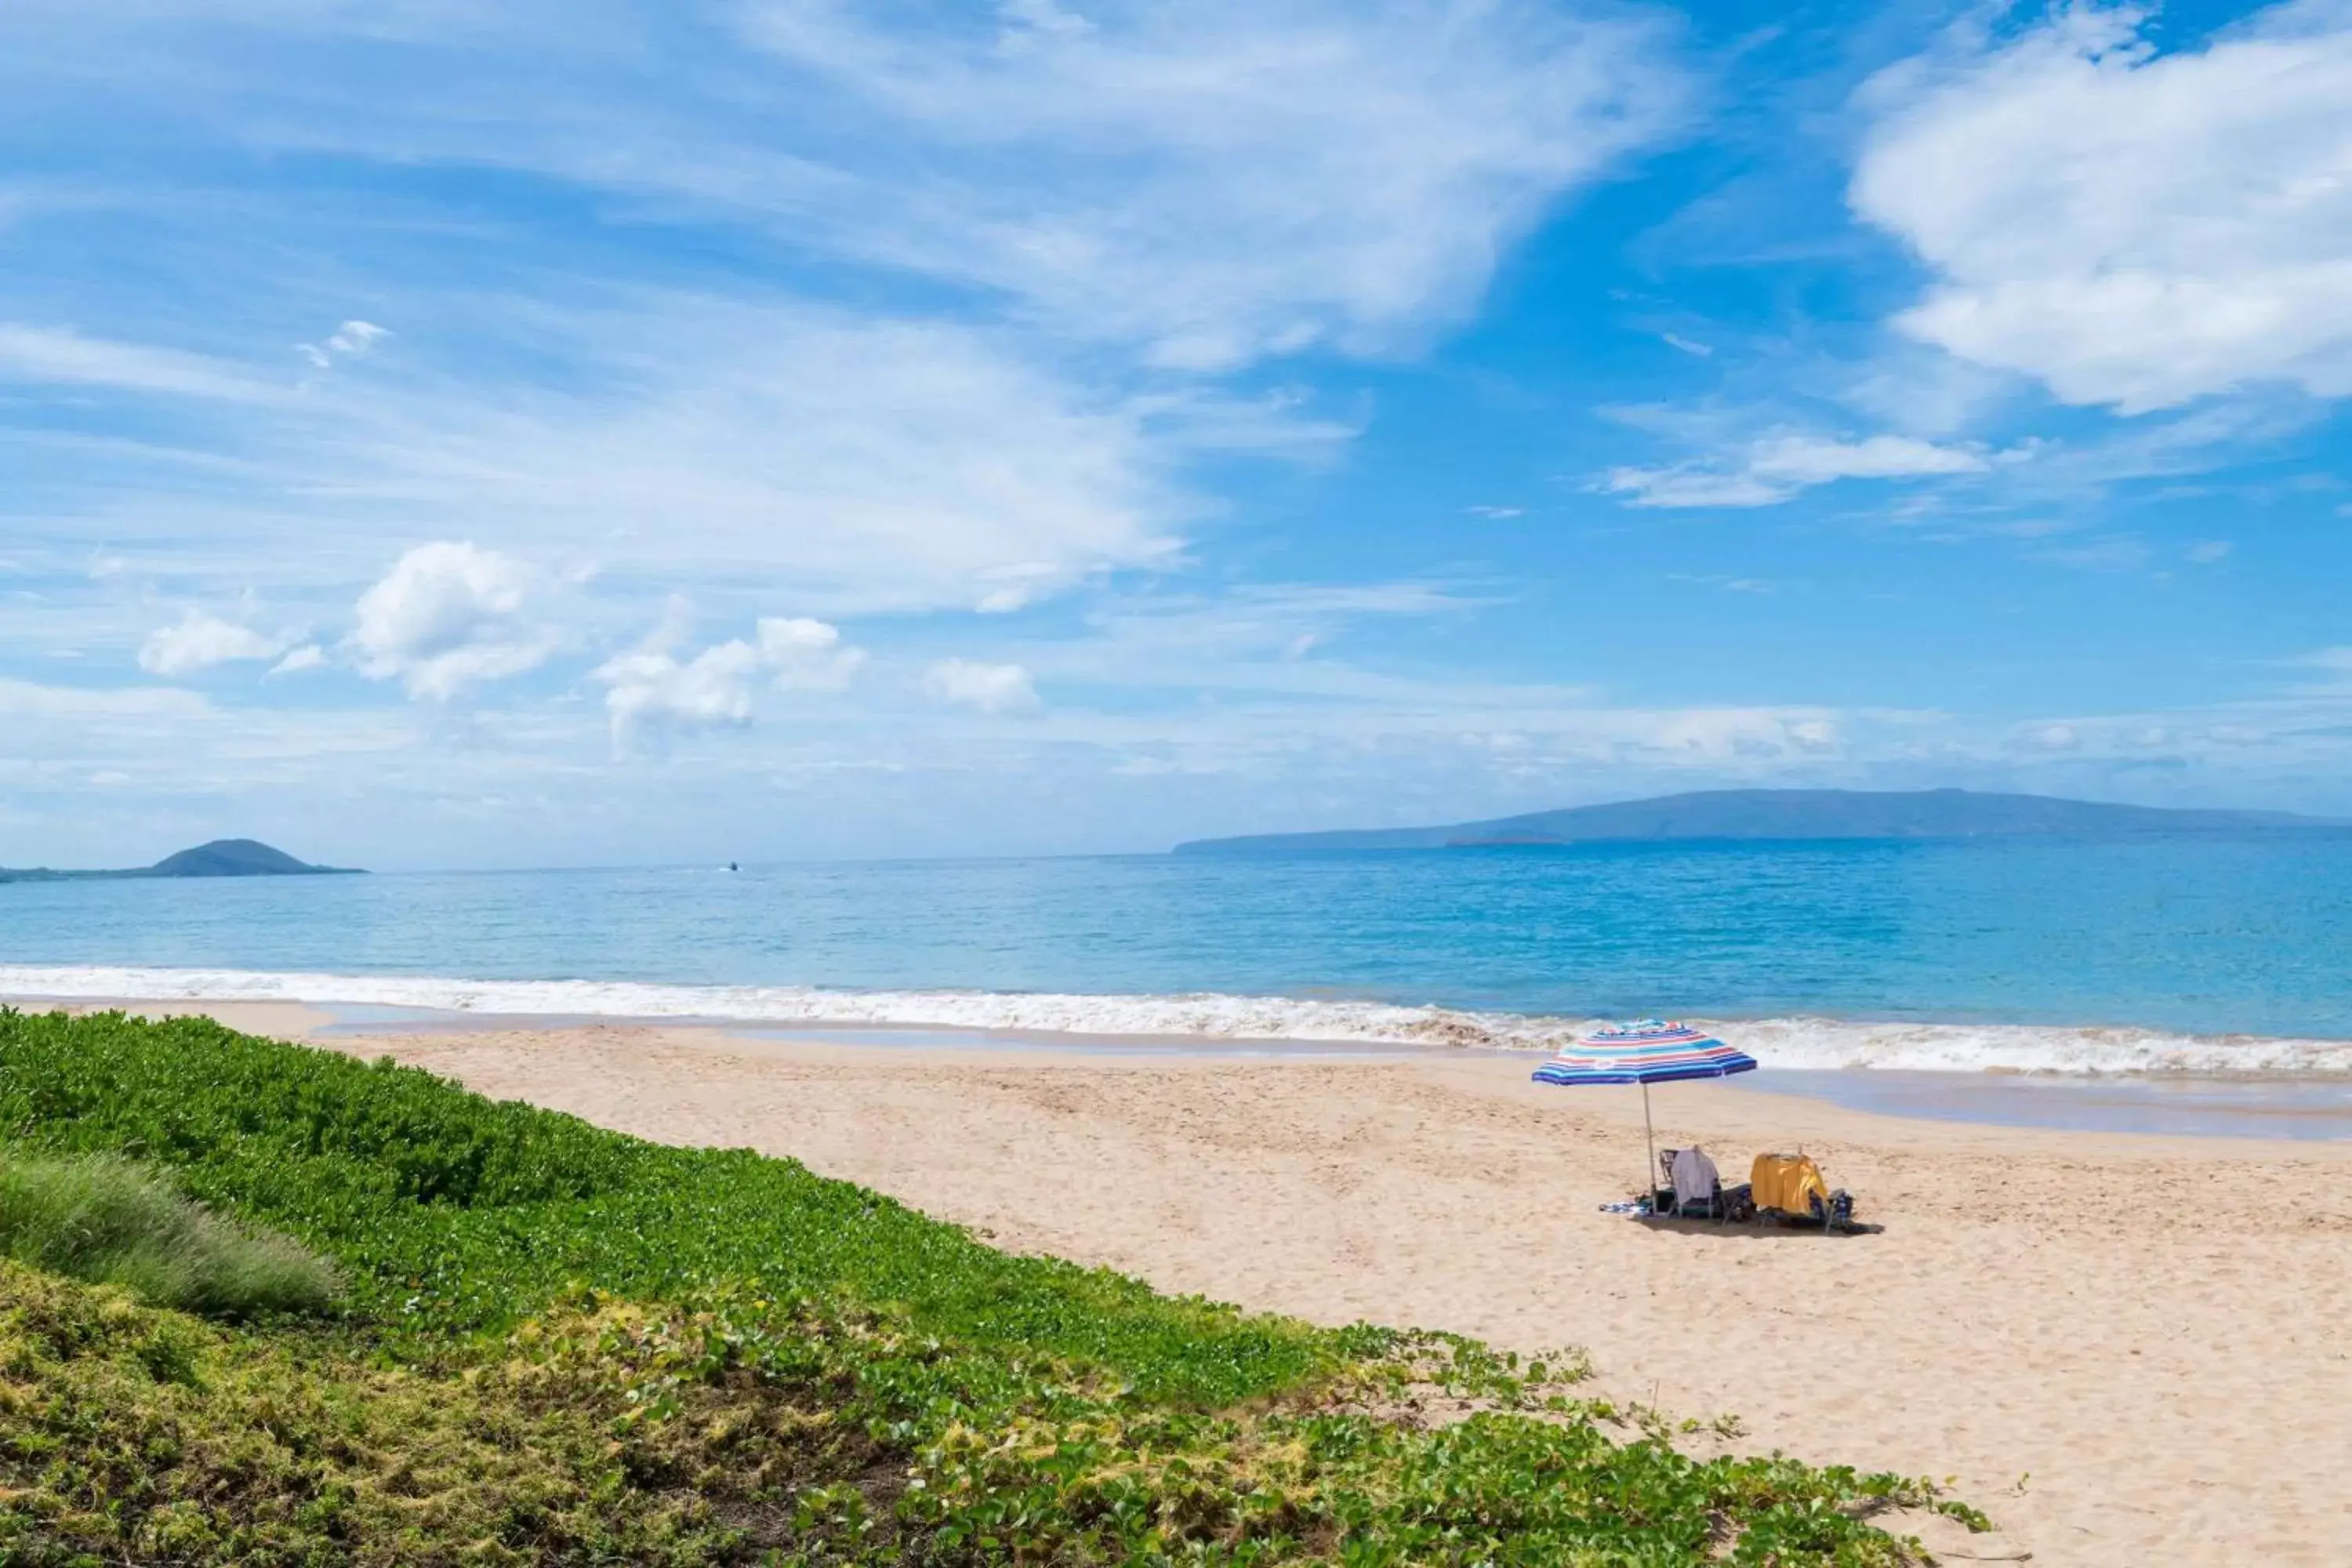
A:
[5, 0, 2352, 869]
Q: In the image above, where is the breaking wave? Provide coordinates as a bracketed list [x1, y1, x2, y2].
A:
[5, 964, 2349, 1076]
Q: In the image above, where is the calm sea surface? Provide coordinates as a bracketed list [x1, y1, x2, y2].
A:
[3, 837, 2350, 1051]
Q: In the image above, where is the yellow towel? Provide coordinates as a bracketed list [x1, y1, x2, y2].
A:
[1750, 1152, 1829, 1215]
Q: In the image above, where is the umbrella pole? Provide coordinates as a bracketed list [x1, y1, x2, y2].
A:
[1642, 1080, 1657, 1211]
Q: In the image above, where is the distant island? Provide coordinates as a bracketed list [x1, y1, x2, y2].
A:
[0, 839, 360, 884]
[1172, 787, 2350, 855]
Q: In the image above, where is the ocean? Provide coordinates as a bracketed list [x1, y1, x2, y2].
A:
[5, 835, 2352, 1077]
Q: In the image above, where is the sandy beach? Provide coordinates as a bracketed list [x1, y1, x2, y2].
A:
[59, 1001, 2352, 1565]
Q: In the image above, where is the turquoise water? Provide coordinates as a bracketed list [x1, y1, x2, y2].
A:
[5, 837, 2352, 1073]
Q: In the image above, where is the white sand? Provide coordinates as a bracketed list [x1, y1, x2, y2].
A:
[55, 1004, 2352, 1564]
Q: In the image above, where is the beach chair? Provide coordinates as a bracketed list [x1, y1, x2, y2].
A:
[1657, 1147, 1726, 1219]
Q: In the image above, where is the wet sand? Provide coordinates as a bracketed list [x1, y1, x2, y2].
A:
[34, 1000, 2352, 1565]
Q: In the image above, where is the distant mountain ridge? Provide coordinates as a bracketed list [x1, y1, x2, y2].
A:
[1172, 788, 2348, 855]
[0, 839, 358, 884]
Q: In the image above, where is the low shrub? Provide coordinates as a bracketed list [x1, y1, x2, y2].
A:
[0, 1260, 747, 1566]
[0, 1262, 1946, 1566]
[0, 1151, 336, 1319]
[0, 1007, 1319, 1405]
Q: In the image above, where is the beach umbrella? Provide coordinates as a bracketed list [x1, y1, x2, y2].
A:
[1533, 1021, 1757, 1204]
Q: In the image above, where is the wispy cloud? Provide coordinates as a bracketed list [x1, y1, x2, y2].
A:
[24, 299, 1202, 615]
[728, 0, 1693, 367]
[1602, 432, 1998, 509]
[2025, 534, 2149, 575]
[0, 324, 280, 402]
[136, 609, 291, 677]
[2, 1, 1687, 373]
[0, 675, 211, 720]
[297, 318, 389, 370]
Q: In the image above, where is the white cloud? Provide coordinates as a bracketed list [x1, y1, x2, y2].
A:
[348, 541, 554, 701]
[595, 639, 764, 740]
[1660, 332, 1713, 358]
[1855, 2, 2352, 412]
[136, 610, 286, 677]
[922, 658, 1040, 713]
[299, 318, 390, 369]
[2187, 539, 2234, 564]
[1598, 467, 1788, 510]
[757, 616, 865, 692]
[0, 323, 276, 401]
[1603, 434, 1993, 509]
[327, 320, 387, 356]
[1749, 434, 1990, 484]
[595, 609, 866, 742]
[268, 643, 327, 675]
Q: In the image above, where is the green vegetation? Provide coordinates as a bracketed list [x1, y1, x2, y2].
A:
[0, 1007, 1312, 1402]
[0, 1008, 1980, 1564]
[0, 1152, 337, 1319]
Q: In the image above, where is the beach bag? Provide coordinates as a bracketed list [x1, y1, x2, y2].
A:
[1749, 1152, 1829, 1216]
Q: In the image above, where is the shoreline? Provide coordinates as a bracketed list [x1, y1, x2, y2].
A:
[8, 963, 2352, 1077]
[16, 992, 2352, 1143]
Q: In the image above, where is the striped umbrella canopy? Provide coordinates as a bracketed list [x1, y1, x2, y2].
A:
[1534, 1022, 1756, 1207]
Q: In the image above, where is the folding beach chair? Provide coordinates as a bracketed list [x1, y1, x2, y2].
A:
[1657, 1147, 1726, 1219]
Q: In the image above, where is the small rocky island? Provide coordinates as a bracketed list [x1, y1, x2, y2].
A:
[0, 839, 360, 884]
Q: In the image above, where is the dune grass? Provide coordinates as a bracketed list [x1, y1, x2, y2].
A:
[0, 1150, 336, 1319]
[0, 1007, 1983, 1564]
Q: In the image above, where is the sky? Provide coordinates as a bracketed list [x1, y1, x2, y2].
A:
[5, 0, 2352, 869]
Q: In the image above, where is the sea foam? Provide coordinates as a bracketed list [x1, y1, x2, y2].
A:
[5, 964, 2349, 1076]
